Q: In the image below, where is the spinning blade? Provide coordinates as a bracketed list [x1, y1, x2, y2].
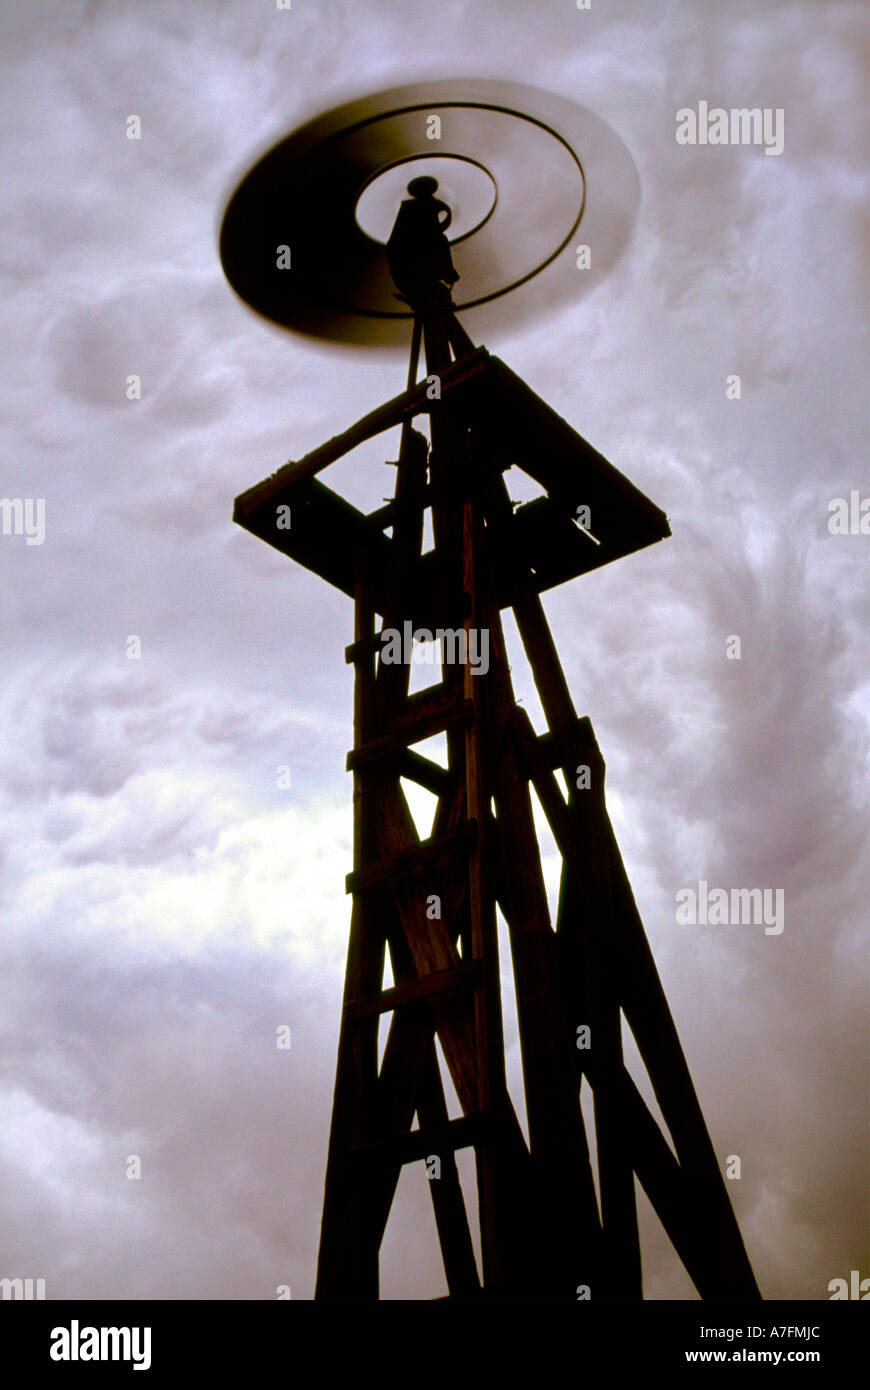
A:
[219, 79, 640, 347]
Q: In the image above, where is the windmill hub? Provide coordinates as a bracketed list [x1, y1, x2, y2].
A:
[355, 158, 497, 246]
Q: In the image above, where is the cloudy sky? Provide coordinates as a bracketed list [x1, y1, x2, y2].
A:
[0, 0, 867, 1301]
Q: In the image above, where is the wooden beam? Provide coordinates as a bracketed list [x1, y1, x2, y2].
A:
[234, 346, 489, 519]
[416, 1044, 481, 1297]
[342, 961, 482, 1024]
[346, 695, 473, 771]
[351, 1113, 488, 1164]
[347, 819, 477, 892]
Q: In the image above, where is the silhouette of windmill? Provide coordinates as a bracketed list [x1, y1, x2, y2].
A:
[221, 81, 761, 1301]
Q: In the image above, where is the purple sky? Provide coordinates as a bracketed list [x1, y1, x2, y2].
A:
[0, 0, 867, 1300]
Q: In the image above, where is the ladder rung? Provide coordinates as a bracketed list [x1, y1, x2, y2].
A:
[345, 623, 455, 663]
[342, 960, 482, 1024]
[346, 819, 476, 893]
[346, 628, 424, 663]
[345, 632, 383, 663]
[345, 618, 470, 664]
[351, 1113, 489, 1165]
[361, 494, 427, 533]
[346, 691, 473, 769]
[360, 482, 456, 534]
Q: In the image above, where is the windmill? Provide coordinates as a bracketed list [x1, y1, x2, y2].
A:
[221, 81, 760, 1301]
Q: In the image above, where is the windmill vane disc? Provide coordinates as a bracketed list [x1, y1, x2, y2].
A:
[219, 80, 640, 347]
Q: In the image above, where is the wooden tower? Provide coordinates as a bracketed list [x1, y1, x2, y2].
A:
[233, 280, 761, 1300]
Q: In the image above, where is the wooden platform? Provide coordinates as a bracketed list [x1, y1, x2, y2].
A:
[233, 348, 670, 623]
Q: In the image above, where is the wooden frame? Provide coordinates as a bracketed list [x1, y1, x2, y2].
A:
[235, 304, 760, 1301]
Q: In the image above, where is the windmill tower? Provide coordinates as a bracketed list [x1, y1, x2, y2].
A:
[221, 81, 761, 1301]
